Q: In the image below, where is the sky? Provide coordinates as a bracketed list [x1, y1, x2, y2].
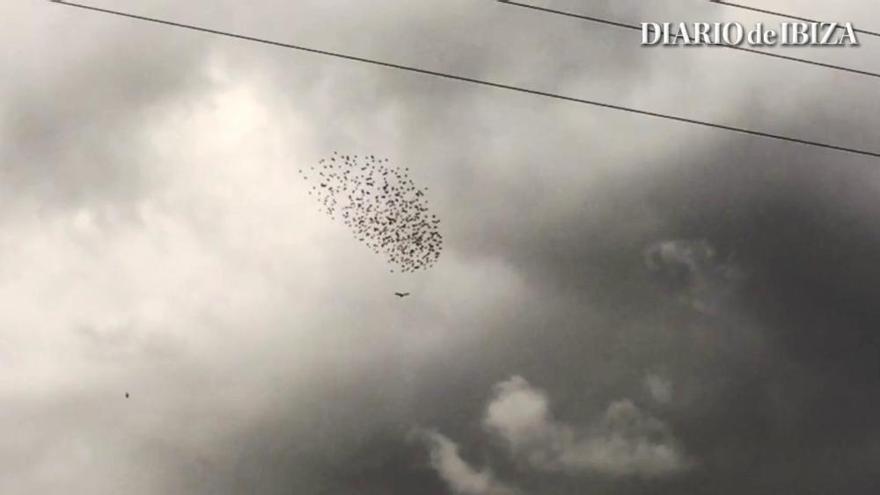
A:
[2, 0, 880, 493]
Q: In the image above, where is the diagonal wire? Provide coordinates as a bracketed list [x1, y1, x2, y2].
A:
[498, 0, 880, 81]
[709, 0, 880, 39]
[48, 0, 880, 159]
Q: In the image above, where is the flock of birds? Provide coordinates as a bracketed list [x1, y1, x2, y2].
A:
[299, 152, 443, 276]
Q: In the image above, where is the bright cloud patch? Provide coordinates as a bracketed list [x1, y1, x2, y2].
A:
[483, 376, 690, 478]
[418, 430, 520, 495]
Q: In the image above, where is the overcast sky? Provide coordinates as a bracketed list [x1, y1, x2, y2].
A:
[3, 1, 880, 493]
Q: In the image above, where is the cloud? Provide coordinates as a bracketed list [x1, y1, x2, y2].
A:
[644, 239, 744, 314]
[483, 376, 690, 478]
[6, 0, 880, 493]
[0, 54, 534, 494]
[417, 430, 520, 495]
[644, 373, 673, 404]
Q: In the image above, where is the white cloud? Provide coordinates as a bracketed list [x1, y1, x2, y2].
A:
[483, 376, 690, 478]
[643, 239, 744, 314]
[644, 373, 673, 404]
[418, 430, 520, 495]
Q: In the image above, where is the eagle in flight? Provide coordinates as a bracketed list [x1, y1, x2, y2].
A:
[394, 292, 410, 298]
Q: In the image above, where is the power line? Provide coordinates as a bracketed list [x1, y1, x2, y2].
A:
[49, 0, 880, 160]
[498, 0, 880, 81]
[709, 0, 880, 39]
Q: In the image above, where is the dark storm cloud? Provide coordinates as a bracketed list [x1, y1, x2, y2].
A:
[633, 148, 880, 494]
[151, 1, 880, 491]
[479, 137, 880, 493]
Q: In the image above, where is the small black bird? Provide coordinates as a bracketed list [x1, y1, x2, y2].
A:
[394, 292, 410, 298]
[125, 393, 130, 398]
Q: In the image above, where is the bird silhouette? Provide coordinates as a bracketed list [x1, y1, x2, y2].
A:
[125, 393, 129, 398]
[394, 292, 410, 298]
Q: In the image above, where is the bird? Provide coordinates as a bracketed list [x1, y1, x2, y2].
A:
[394, 292, 410, 298]
[125, 392, 130, 398]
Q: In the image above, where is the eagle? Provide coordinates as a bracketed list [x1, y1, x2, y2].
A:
[394, 292, 410, 298]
